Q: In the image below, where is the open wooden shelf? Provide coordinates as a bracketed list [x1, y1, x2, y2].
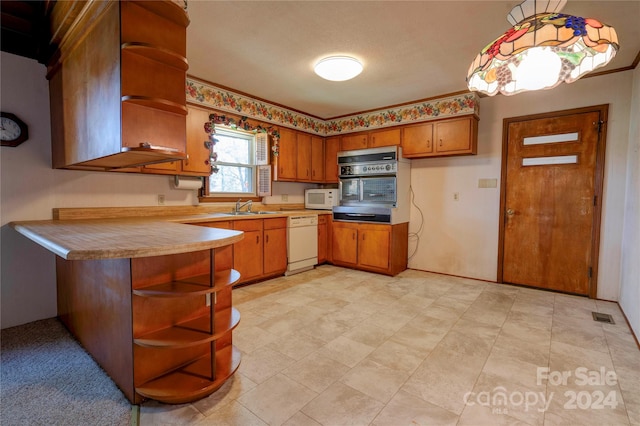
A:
[134, 0, 190, 27]
[134, 307, 240, 348]
[135, 345, 241, 404]
[133, 269, 240, 297]
[121, 96, 188, 116]
[131, 262, 241, 403]
[122, 42, 189, 70]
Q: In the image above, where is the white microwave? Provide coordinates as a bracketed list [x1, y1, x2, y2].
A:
[305, 188, 339, 210]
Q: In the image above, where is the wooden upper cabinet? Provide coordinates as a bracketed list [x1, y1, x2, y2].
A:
[47, 0, 189, 171]
[369, 128, 401, 148]
[276, 129, 325, 183]
[144, 101, 209, 175]
[311, 136, 324, 182]
[276, 128, 297, 180]
[341, 133, 368, 151]
[402, 122, 434, 157]
[324, 136, 340, 183]
[340, 128, 401, 151]
[434, 116, 477, 155]
[296, 133, 312, 181]
[182, 106, 213, 175]
[402, 116, 478, 158]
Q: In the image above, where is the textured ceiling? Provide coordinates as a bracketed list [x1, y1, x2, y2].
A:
[186, 1, 640, 119]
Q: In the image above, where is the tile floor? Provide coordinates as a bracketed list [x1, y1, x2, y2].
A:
[140, 265, 640, 425]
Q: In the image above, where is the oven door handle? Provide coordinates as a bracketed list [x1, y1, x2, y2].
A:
[345, 213, 377, 218]
[338, 181, 342, 202]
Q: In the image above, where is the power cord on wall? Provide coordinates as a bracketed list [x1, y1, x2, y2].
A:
[408, 185, 424, 260]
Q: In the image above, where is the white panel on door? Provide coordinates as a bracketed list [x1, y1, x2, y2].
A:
[523, 132, 579, 145]
[522, 155, 578, 166]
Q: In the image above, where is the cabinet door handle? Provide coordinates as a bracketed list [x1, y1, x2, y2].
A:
[439, 139, 443, 147]
[266, 234, 269, 243]
[427, 139, 431, 148]
[256, 235, 260, 244]
[352, 232, 356, 240]
[362, 233, 365, 241]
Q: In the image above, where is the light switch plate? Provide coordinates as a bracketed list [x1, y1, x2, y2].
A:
[478, 178, 498, 188]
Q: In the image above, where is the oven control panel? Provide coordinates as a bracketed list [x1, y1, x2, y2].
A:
[340, 161, 397, 176]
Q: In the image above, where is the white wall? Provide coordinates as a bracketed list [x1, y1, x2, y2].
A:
[2, 51, 637, 330]
[408, 70, 634, 302]
[0, 53, 330, 328]
[619, 66, 640, 338]
[0, 52, 199, 328]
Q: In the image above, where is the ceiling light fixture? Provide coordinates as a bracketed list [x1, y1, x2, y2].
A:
[314, 56, 363, 81]
[467, 0, 619, 96]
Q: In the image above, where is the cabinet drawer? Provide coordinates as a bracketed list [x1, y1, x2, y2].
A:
[263, 217, 287, 230]
[198, 221, 232, 230]
[233, 219, 263, 232]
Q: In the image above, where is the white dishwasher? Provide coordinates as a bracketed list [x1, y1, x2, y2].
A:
[286, 215, 318, 275]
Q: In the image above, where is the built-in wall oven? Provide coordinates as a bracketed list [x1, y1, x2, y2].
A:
[333, 146, 410, 224]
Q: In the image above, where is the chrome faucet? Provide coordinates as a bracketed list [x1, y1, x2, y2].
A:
[235, 198, 253, 213]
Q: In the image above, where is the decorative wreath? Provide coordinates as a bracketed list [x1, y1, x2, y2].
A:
[203, 113, 281, 174]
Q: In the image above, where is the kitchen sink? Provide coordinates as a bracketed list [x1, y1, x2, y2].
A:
[222, 211, 280, 216]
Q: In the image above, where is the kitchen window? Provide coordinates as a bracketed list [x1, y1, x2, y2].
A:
[209, 128, 256, 195]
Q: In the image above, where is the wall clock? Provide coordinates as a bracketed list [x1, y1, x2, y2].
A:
[1, 112, 29, 147]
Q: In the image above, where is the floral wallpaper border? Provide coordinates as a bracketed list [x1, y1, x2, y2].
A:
[186, 77, 479, 136]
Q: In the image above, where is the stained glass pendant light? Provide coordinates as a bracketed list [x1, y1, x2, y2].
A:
[467, 0, 619, 96]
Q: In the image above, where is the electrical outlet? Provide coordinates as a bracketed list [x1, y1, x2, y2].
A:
[453, 192, 460, 201]
[158, 194, 165, 205]
[282, 194, 288, 202]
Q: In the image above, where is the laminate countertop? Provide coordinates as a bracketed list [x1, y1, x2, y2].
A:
[9, 209, 330, 261]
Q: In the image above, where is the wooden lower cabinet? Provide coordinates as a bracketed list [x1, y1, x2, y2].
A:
[233, 219, 264, 282]
[331, 221, 408, 275]
[264, 219, 287, 275]
[233, 218, 288, 284]
[317, 215, 329, 263]
[197, 218, 287, 285]
[332, 222, 359, 265]
[56, 248, 241, 405]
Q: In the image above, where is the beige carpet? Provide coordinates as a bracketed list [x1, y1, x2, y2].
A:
[1, 318, 132, 426]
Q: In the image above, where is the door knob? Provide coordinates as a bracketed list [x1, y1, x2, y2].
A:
[506, 208, 515, 216]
